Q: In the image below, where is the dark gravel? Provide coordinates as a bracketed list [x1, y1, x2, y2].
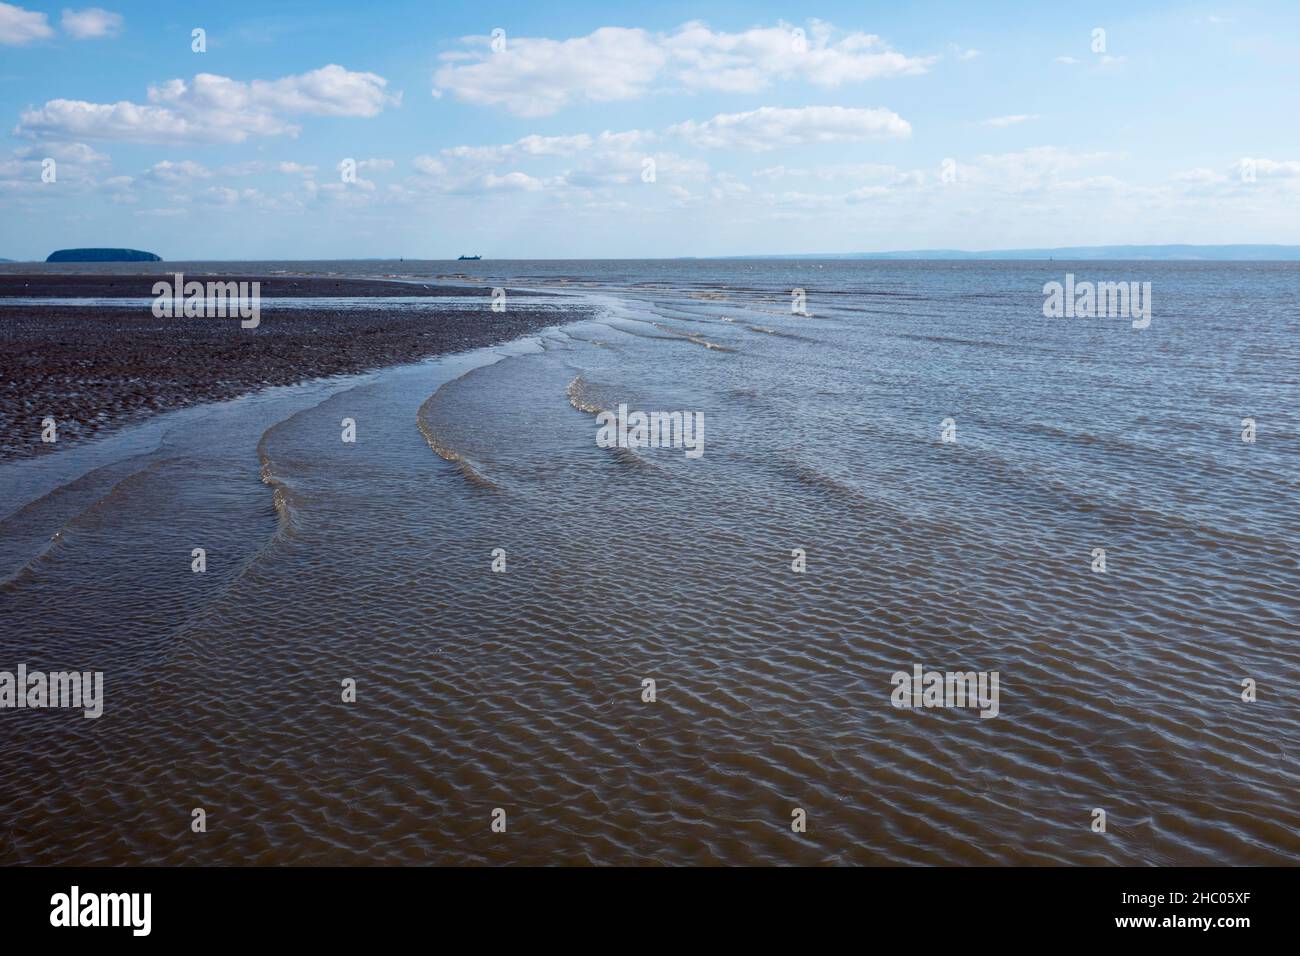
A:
[0, 274, 582, 460]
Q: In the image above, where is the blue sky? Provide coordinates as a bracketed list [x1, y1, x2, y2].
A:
[1, 0, 1298, 259]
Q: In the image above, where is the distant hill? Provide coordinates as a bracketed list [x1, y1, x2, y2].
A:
[723, 244, 1300, 261]
[46, 248, 161, 263]
[0, 258, 13, 263]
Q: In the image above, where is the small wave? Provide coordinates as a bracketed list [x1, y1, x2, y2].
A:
[0, 455, 177, 592]
[414, 417, 501, 491]
[744, 324, 817, 342]
[783, 460, 869, 505]
[255, 422, 305, 536]
[415, 372, 503, 493]
[565, 375, 607, 415]
[256, 456, 301, 535]
[248, 372, 386, 533]
[560, 328, 623, 352]
[896, 331, 1012, 349]
[650, 322, 735, 352]
[563, 376, 667, 474]
[609, 441, 663, 474]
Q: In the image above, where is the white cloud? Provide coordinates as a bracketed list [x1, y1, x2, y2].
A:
[563, 150, 706, 188]
[845, 185, 891, 201]
[13, 140, 108, 163]
[216, 160, 267, 176]
[0, 2, 53, 44]
[0, 139, 109, 194]
[1172, 167, 1226, 186]
[433, 21, 934, 116]
[664, 20, 934, 92]
[758, 189, 841, 208]
[753, 162, 898, 181]
[1252, 158, 1300, 177]
[435, 27, 664, 117]
[317, 179, 376, 201]
[402, 125, 703, 197]
[982, 114, 1040, 127]
[101, 174, 134, 198]
[332, 159, 379, 190]
[438, 133, 598, 167]
[17, 98, 257, 144]
[411, 155, 447, 177]
[1054, 56, 1079, 65]
[669, 105, 910, 152]
[965, 146, 1118, 191]
[483, 171, 544, 191]
[514, 133, 596, 156]
[61, 7, 123, 39]
[198, 185, 240, 205]
[143, 159, 211, 183]
[0, 141, 107, 189]
[1180, 158, 1300, 188]
[16, 64, 399, 144]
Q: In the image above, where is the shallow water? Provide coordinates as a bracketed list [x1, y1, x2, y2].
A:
[1, 259, 1297, 864]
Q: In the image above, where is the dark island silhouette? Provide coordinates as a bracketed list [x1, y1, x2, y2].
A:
[46, 248, 161, 263]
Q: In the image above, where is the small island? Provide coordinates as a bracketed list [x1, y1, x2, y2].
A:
[46, 248, 162, 263]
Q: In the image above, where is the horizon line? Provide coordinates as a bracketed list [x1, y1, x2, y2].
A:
[8, 241, 1300, 265]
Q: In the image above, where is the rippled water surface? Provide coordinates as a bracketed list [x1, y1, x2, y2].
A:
[2, 259, 1298, 865]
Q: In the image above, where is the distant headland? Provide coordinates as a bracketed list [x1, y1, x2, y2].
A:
[45, 248, 162, 263]
[718, 244, 1300, 261]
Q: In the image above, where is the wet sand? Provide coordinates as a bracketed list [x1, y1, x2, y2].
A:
[0, 274, 578, 460]
[0, 273, 525, 299]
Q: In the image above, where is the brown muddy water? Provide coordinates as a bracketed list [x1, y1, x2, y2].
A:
[1, 259, 1297, 865]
